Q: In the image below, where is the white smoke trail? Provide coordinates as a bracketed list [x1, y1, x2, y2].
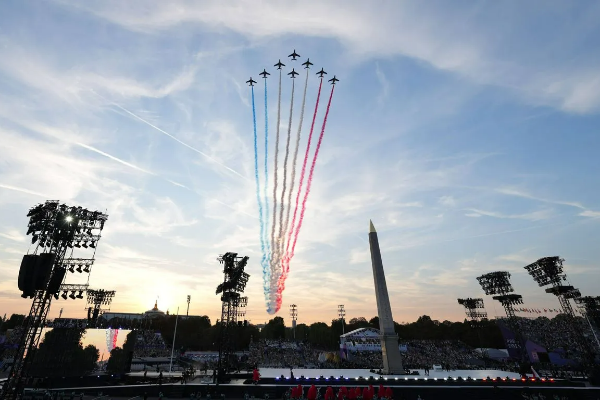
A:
[272, 77, 295, 301]
[268, 70, 283, 312]
[281, 68, 309, 273]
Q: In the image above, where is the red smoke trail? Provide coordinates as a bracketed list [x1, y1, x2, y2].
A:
[273, 78, 323, 311]
[284, 79, 323, 266]
[275, 84, 335, 309]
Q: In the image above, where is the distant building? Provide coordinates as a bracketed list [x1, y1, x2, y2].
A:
[102, 300, 166, 321]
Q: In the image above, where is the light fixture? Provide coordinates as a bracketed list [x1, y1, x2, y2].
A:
[61, 292, 68, 300]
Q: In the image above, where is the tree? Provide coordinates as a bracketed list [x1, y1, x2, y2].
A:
[107, 330, 137, 373]
[0, 314, 25, 332]
[309, 322, 332, 349]
[261, 317, 286, 340]
[30, 328, 99, 377]
[347, 317, 370, 332]
[369, 316, 379, 328]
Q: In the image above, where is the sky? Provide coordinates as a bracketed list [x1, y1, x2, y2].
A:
[1, 0, 600, 328]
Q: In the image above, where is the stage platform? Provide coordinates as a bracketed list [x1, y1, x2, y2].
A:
[258, 367, 523, 380]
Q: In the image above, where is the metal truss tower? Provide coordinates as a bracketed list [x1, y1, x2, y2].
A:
[1, 201, 107, 400]
[215, 252, 249, 383]
[525, 257, 594, 361]
[477, 271, 525, 361]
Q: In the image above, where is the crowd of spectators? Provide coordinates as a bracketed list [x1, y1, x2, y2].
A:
[133, 330, 170, 358]
[507, 317, 599, 357]
[44, 319, 87, 329]
[248, 340, 317, 368]
[0, 328, 22, 370]
[247, 339, 485, 371]
[401, 340, 482, 370]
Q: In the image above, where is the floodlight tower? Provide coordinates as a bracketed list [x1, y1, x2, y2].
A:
[457, 298, 487, 327]
[215, 252, 249, 384]
[186, 295, 191, 318]
[524, 257, 594, 360]
[476, 271, 525, 361]
[86, 289, 116, 328]
[338, 304, 346, 335]
[524, 257, 581, 317]
[458, 298, 488, 360]
[290, 304, 298, 340]
[2, 201, 107, 400]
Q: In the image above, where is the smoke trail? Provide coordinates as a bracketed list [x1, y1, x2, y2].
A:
[267, 69, 283, 313]
[251, 86, 269, 303]
[269, 77, 295, 313]
[278, 69, 309, 291]
[262, 78, 271, 300]
[282, 78, 323, 280]
[288, 85, 336, 266]
[275, 78, 296, 268]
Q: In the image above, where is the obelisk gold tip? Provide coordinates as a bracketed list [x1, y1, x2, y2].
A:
[369, 220, 376, 233]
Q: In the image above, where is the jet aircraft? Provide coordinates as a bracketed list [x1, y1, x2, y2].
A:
[288, 69, 299, 78]
[328, 76, 339, 85]
[246, 77, 257, 86]
[259, 69, 270, 78]
[288, 50, 300, 60]
[274, 59, 285, 70]
[302, 58, 313, 69]
[316, 68, 327, 78]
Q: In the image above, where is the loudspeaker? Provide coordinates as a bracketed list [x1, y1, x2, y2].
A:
[18, 255, 38, 297]
[33, 253, 56, 291]
[47, 267, 66, 295]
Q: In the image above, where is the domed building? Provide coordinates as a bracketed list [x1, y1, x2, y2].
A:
[143, 300, 166, 318]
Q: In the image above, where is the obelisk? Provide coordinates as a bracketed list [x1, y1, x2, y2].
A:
[369, 220, 404, 374]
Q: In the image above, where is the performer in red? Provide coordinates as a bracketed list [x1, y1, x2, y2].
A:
[307, 385, 317, 400]
[385, 387, 393, 400]
[252, 368, 260, 385]
[325, 386, 334, 400]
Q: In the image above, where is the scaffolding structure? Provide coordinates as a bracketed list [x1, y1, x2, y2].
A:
[525, 257, 594, 361]
[1, 201, 108, 400]
[477, 271, 525, 361]
[215, 252, 249, 384]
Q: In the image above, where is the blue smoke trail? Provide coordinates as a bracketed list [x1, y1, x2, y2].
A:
[262, 79, 271, 301]
[251, 86, 268, 300]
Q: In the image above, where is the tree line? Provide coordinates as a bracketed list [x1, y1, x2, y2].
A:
[1, 313, 505, 361]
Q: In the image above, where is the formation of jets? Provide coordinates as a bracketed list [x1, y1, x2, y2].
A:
[247, 50, 339, 86]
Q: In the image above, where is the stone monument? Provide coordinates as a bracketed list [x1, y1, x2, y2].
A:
[369, 220, 404, 374]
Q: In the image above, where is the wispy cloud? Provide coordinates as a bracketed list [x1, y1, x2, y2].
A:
[465, 208, 554, 221]
[64, 1, 600, 113]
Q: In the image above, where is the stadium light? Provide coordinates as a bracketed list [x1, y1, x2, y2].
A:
[338, 304, 346, 335]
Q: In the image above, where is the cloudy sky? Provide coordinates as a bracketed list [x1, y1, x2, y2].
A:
[1, 1, 600, 327]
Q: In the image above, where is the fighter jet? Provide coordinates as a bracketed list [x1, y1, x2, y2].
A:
[259, 69, 270, 78]
[246, 77, 257, 86]
[316, 68, 327, 78]
[274, 59, 285, 70]
[288, 68, 299, 78]
[302, 58, 313, 69]
[288, 49, 300, 61]
[328, 75, 339, 85]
